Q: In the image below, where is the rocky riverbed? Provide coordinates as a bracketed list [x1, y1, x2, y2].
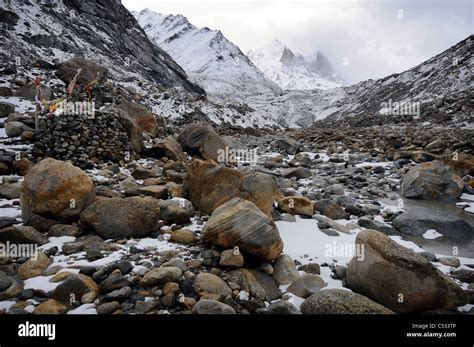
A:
[0, 58, 473, 315]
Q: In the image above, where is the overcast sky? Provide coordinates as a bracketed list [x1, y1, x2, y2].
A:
[122, 0, 473, 84]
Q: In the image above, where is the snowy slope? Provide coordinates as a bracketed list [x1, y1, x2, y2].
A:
[313, 35, 474, 127]
[0, 0, 204, 95]
[248, 39, 344, 91]
[134, 9, 280, 96]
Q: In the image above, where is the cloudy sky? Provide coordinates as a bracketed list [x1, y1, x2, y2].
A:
[123, 0, 473, 84]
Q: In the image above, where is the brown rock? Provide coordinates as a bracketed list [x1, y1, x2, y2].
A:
[170, 229, 197, 245]
[13, 158, 34, 176]
[184, 159, 280, 216]
[192, 299, 235, 314]
[50, 274, 99, 302]
[401, 160, 464, 201]
[192, 273, 231, 300]
[34, 299, 69, 314]
[137, 185, 168, 199]
[202, 198, 283, 262]
[116, 102, 158, 136]
[146, 136, 187, 161]
[0, 272, 23, 300]
[278, 196, 313, 217]
[56, 58, 108, 85]
[177, 123, 226, 161]
[139, 267, 182, 287]
[0, 226, 48, 245]
[21, 158, 95, 222]
[314, 199, 349, 220]
[131, 167, 158, 179]
[287, 274, 326, 298]
[301, 289, 394, 314]
[219, 249, 244, 267]
[18, 252, 51, 279]
[227, 268, 281, 302]
[440, 153, 474, 177]
[346, 230, 469, 313]
[80, 197, 161, 239]
[163, 282, 180, 295]
[48, 224, 82, 237]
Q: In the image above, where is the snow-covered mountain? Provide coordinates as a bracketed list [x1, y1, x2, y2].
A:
[241, 35, 474, 128]
[248, 39, 344, 91]
[134, 9, 279, 96]
[0, 0, 204, 95]
[313, 34, 474, 127]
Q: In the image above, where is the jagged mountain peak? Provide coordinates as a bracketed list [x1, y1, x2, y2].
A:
[134, 9, 279, 96]
[248, 39, 344, 90]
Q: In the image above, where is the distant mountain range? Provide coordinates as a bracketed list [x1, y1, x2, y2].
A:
[1, 0, 471, 128]
[134, 9, 279, 96]
[248, 39, 344, 90]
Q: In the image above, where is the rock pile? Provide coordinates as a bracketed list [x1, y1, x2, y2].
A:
[33, 111, 133, 169]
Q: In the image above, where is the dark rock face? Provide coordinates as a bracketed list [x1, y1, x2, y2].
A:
[400, 161, 464, 201]
[392, 206, 473, 242]
[1, 0, 205, 96]
[56, 58, 109, 85]
[313, 35, 473, 128]
[177, 123, 226, 161]
[80, 197, 161, 239]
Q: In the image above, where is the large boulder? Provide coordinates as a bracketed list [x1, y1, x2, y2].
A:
[0, 102, 15, 117]
[0, 226, 48, 245]
[400, 161, 464, 201]
[21, 158, 95, 222]
[56, 58, 108, 85]
[14, 83, 51, 101]
[145, 136, 186, 161]
[158, 198, 195, 225]
[192, 273, 232, 300]
[272, 138, 302, 155]
[202, 198, 283, 262]
[111, 106, 145, 154]
[287, 274, 326, 298]
[346, 230, 468, 313]
[80, 197, 161, 239]
[301, 289, 394, 314]
[138, 266, 182, 287]
[5, 121, 33, 138]
[272, 254, 299, 285]
[392, 206, 473, 242]
[184, 159, 280, 216]
[314, 199, 349, 220]
[17, 252, 51, 280]
[177, 123, 226, 162]
[116, 102, 159, 137]
[34, 299, 69, 314]
[441, 153, 474, 178]
[192, 300, 236, 314]
[227, 268, 281, 302]
[50, 274, 99, 302]
[277, 196, 313, 217]
[0, 272, 23, 300]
